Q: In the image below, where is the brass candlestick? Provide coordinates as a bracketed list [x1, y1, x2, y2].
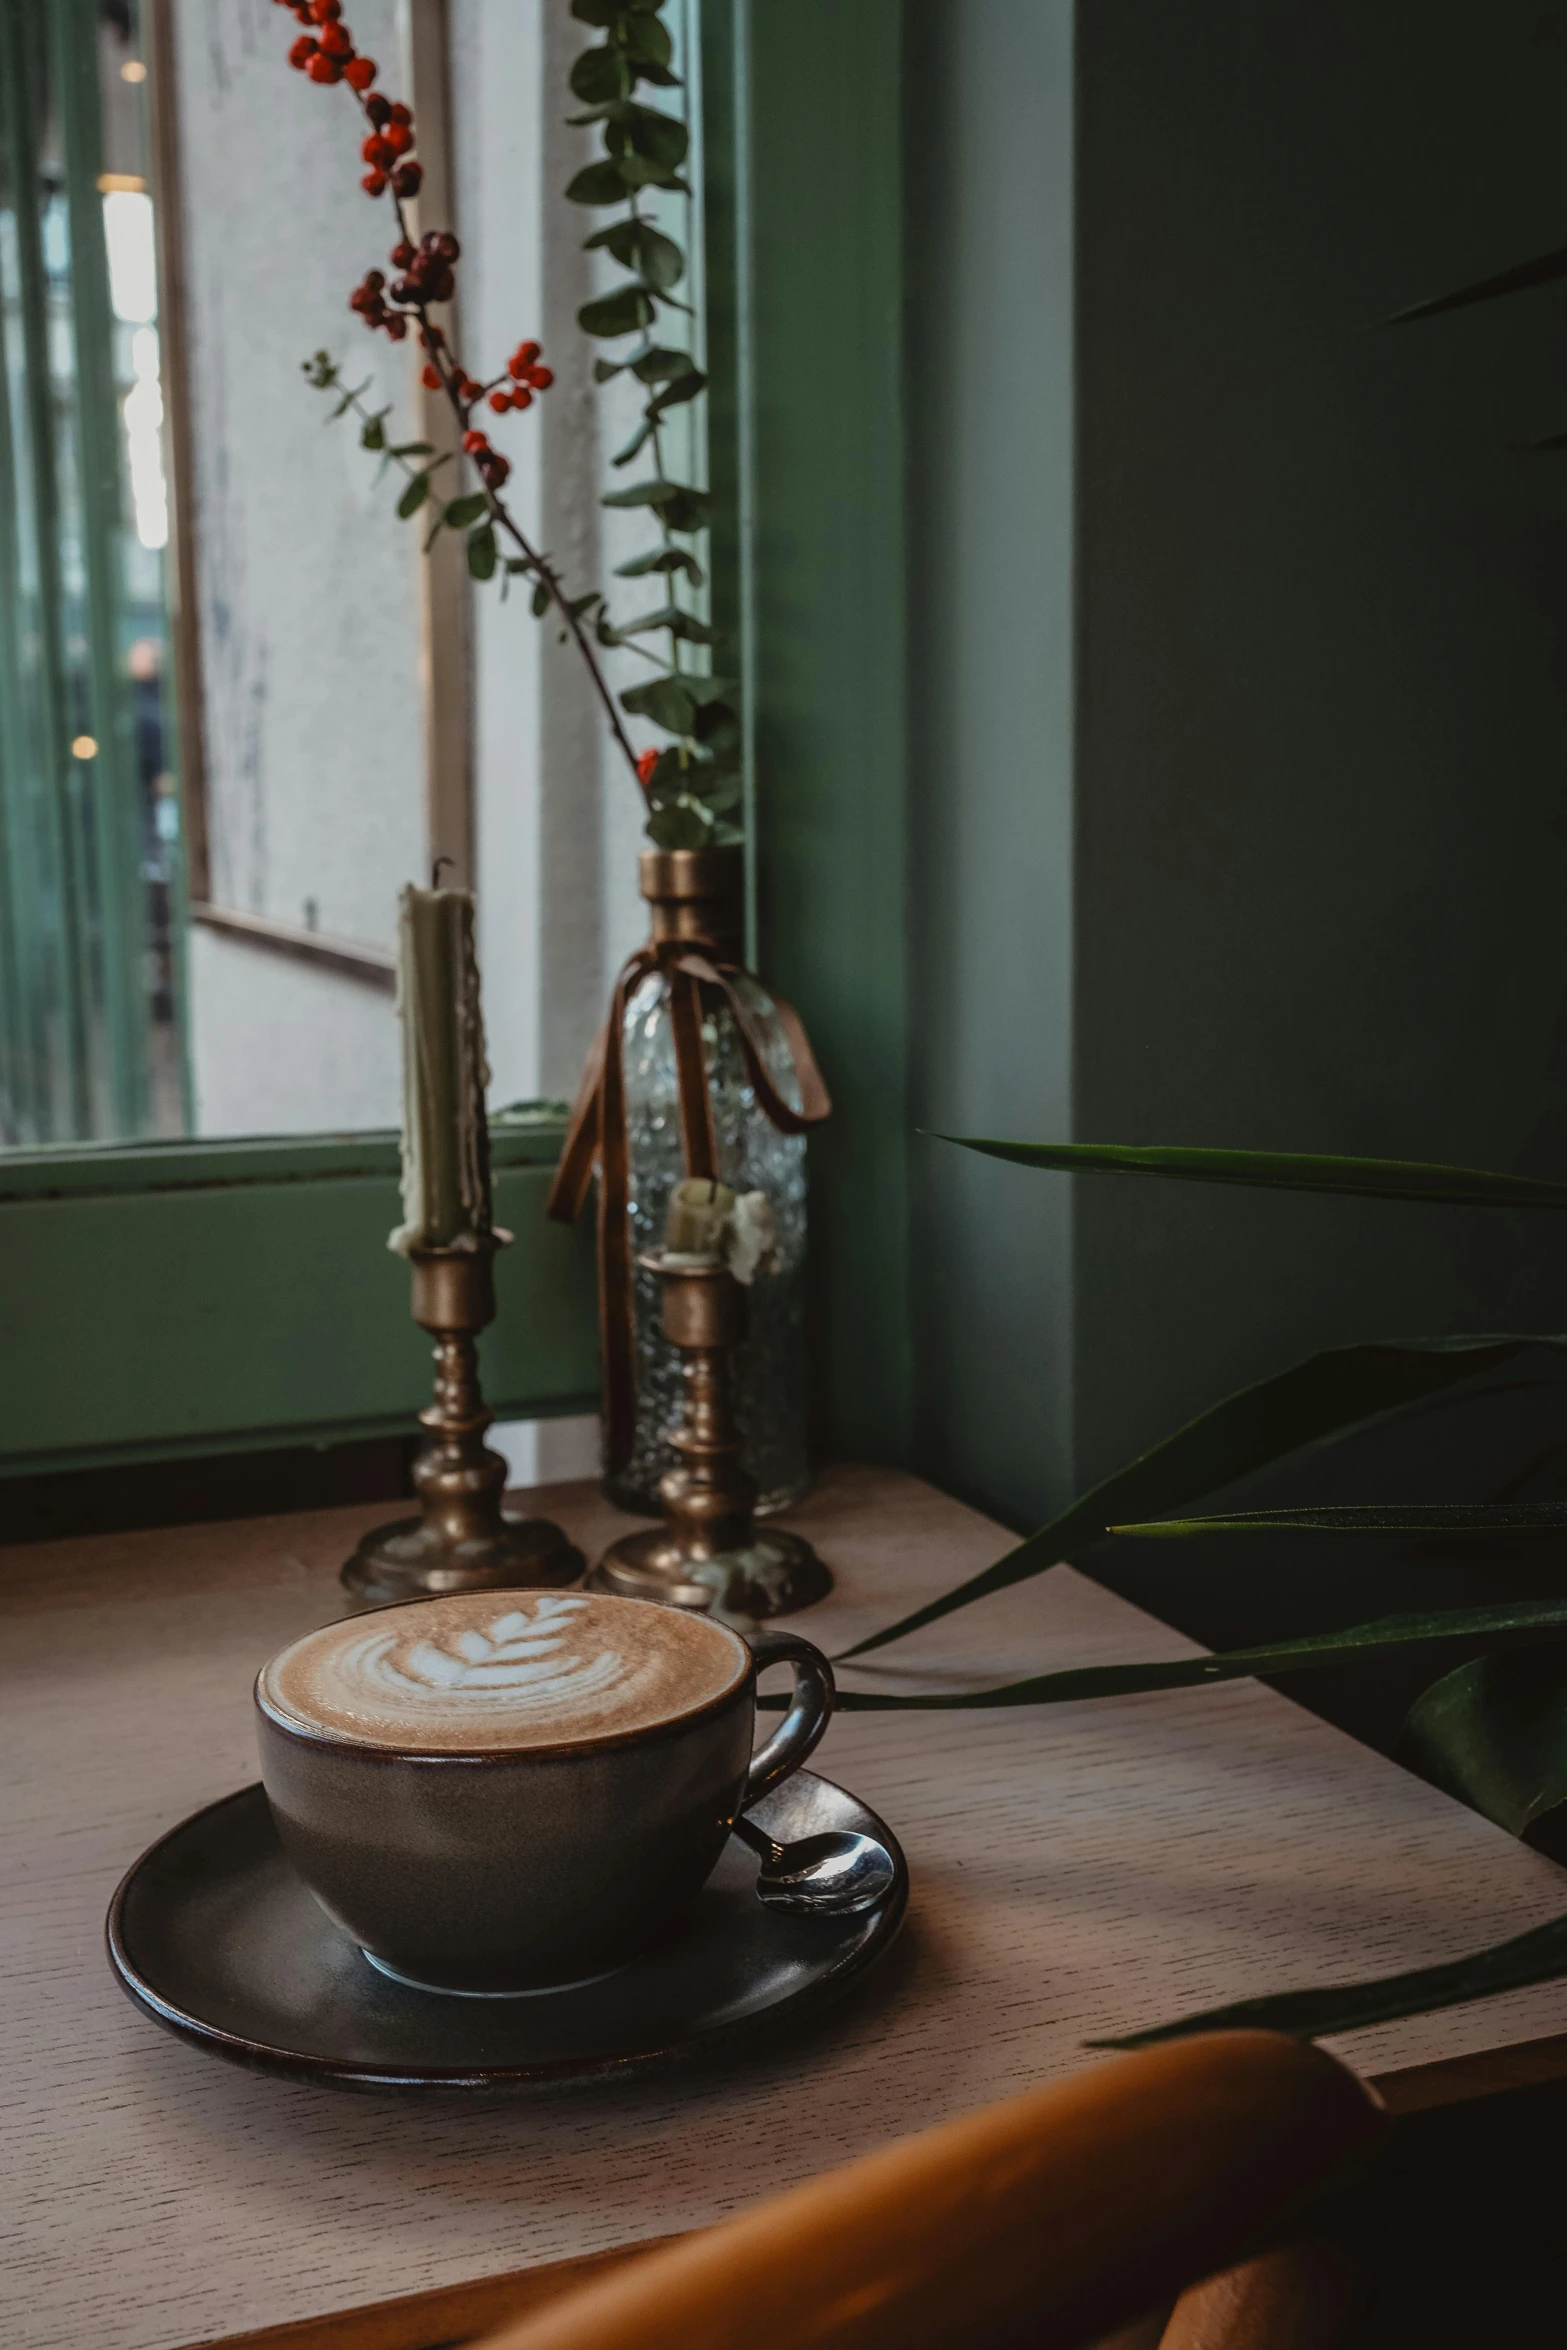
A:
[341, 1241, 584, 1609]
[590, 1252, 830, 1621]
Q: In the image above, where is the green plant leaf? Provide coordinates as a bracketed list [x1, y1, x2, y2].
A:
[691, 697, 739, 749]
[599, 477, 712, 518]
[1115, 1503, 1567, 1537]
[838, 1334, 1567, 1660]
[530, 581, 551, 618]
[616, 157, 691, 197]
[614, 545, 705, 584]
[444, 491, 489, 529]
[565, 158, 630, 206]
[1089, 1908, 1567, 2050]
[647, 802, 714, 849]
[1402, 1649, 1567, 1837]
[359, 414, 386, 452]
[579, 286, 655, 339]
[615, 604, 720, 645]
[466, 524, 497, 581]
[939, 1136, 1567, 1211]
[569, 0, 625, 23]
[797, 1598, 1567, 1719]
[649, 369, 706, 418]
[619, 672, 695, 731]
[1386, 242, 1567, 325]
[569, 44, 631, 103]
[389, 441, 435, 459]
[629, 345, 693, 383]
[396, 472, 430, 519]
[622, 9, 673, 67]
[610, 104, 688, 171]
[612, 419, 655, 468]
[584, 218, 685, 292]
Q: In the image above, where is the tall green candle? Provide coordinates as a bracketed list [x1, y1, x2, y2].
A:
[389, 883, 493, 1254]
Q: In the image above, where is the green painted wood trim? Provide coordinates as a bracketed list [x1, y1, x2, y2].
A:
[723, 0, 913, 1464]
[0, 1121, 598, 1474]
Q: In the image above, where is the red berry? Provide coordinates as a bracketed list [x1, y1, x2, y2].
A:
[307, 51, 343, 81]
[365, 92, 391, 124]
[528, 366, 553, 390]
[462, 429, 487, 453]
[511, 387, 533, 410]
[287, 33, 317, 66]
[318, 21, 351, 54]
[345, 55, 376, 89]
[361, 169, 386, 195]
[487, 454, 511, 485]
[390, 239, 415, 268]
[309, 0, 342, 17]
[362, 133, 394, 168]
[383, 119, 413, 156]
[636, 747, 660, 785]
[420, 363, 439, 389]
[392, 161, 422, 197]
[487, 389, 509, 413]
[387, 101, 412, 126]
[386, 315, 407, 340]
[511, 339, 540, 369]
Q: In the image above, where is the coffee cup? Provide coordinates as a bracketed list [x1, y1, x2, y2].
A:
[254, 1590, 834, 1995]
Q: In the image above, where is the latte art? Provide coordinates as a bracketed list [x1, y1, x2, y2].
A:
[260, 1590, 748, 1753]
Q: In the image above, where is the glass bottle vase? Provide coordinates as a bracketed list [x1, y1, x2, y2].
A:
[602, 851, 811, 1518]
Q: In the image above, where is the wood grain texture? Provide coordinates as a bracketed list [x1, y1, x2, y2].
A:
[465, 2033, 1383, 2350]
[7, 1465, 1567, 2350]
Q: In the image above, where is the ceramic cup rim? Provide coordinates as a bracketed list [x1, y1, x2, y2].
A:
[254, 1589, 755, 1766]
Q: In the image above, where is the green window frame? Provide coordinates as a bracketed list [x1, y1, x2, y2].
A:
[0, 2, 911, 1487]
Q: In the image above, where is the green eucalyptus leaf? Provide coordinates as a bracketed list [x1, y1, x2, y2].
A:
[1115, 1502, 1567, 1537]
[569, 0, 624, 22]
[389, 441, 435, 459]
[584, 217, 686, 291]
[612, 420, 655, 468]
[594, 358, 627, 384]
[629, 345, 693, 383]
[614, 546, 706, 584]
[683, 773, 743, 813]
[614, 154, 691, 195]
[614, 107, 687, 172]
[396, 472, 430, 519]
[647, 801, 713, 850]
[621, 9, 673, 67]
[565, 157, 630, 206]
[1403, 1649, 1567, 1837]
[838, 1334, 1567, 1660]
[691, 698, 739, 750]
[530, 581, 551, 618]
[359, 415, 386, 451]
[466, 524, 497, 581]
[567, 591, 603, 619]
[652, 489, 708, 533]
[649, 370, 706, 419]
[620, 673, 696, 731]
[599, 476, 711, 515]
[1090, 1908, 1567, 2050]
[1386, 242, 1567, 326]
[578, 286, 655, 339]
[569, 44, 631, 102]
[615, 604, 720, 645]
[444, 491, 490, 529]
[939, 1136, 1567, 1211]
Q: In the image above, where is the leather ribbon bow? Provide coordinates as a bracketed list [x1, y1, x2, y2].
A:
[546, 937, 832, 1475]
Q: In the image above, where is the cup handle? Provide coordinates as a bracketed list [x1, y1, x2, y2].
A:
[743, 1629, 836, 1806]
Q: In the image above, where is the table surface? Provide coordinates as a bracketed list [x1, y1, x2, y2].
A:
[9, 1463, 1567, 2350]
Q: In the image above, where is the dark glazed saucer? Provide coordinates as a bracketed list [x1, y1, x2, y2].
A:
[106, 1771, 907, 2092]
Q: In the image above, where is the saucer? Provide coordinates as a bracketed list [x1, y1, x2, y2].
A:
[106, 1770, 907, 2093]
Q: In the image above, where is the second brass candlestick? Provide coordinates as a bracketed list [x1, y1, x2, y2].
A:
[342, 1241, 584, 1610]
[590, 1252, 830, 1622]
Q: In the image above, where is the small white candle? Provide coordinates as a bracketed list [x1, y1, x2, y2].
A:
[389, 883, 492, 1254]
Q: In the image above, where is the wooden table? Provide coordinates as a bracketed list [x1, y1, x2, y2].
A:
[9, 1464, 1567, 2350]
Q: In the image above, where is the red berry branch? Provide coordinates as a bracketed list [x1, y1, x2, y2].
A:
[276, 0, 646, 791]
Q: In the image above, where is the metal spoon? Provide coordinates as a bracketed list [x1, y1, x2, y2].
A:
[730, 1811, 897, 1916]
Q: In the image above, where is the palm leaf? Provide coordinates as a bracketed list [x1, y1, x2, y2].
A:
[1114, 1503, 1567, 1538]
[936, 1134, 1567, 1211]
[804, 1596, 1567, 1715]
[1090, 1910, 1567, 2050]
[1384, 241, 1567, 325]
[1402, 1650, 1567, 1838]
[838, 1335, 1567, 1661]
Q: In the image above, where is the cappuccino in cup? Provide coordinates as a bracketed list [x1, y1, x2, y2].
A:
[256, 1592, 833, 1995]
